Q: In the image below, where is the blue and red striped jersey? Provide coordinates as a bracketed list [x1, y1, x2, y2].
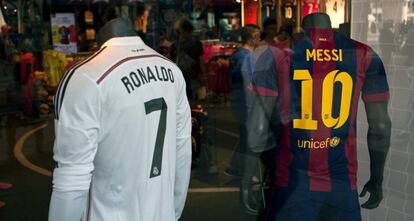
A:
[252, 28, 390, 192]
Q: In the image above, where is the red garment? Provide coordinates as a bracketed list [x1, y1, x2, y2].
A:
[207, 58, 230, 93]
[207, 60, 219, 91]
[20, 52, 35, 116]
[68, 25, 77, 43]
[21, 52, 34, 83]
[22, 80, 34, 116]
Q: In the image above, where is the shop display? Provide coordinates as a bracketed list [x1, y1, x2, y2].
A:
[34, 71, 52, 116]
[325, 0, 346, 28]
[50, 13, 78, 54]
[262, 0, 277, 19]
[40, 50, 92, 116]
[202, 41, 237, 95]
[302, 0, 320, 17]
[243, 0, 258, 25]
[42, 50, 70, 87]
[207, 57, 230, 94]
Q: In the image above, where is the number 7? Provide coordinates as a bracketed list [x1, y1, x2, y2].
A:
[145, 98, 168, 178]
[308, 3, 313, 14]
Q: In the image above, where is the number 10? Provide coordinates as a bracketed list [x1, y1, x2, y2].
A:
[293, 70, 353, 130]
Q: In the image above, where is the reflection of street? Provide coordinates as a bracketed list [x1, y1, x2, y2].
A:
[367, 30, 379, 52]
[0, 103, 259, 221]
[356, 9, 414, 219]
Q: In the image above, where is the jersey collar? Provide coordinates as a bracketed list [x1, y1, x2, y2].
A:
[102, 36, 144, 47]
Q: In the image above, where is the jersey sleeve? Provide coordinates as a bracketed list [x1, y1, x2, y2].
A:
[174, 72, 192, 220]
[252, 47, 278, 97]
[49, 73, 100, 221]
[361, 49, 390, 103]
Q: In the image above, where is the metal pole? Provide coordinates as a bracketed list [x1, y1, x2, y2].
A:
[296, 0, 301, 31]
[258, 0, 263, 29]
[242, 0, 245, 26]
[17, 0, 23, 33]
[277, 0, 282, 31]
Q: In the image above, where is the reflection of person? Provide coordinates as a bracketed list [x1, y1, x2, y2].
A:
[402, 29, 414, 67]
[20, 42, 35, 117]
[59, 26, 70, 44]
[0, 26, 8, 61]
[261, 18, 278, 45]
[68, 25, 77, 43]
[1, 25, 17, 63]
[49, 18, 192, 221]
[250, 13, 391, 221]
[157, 32, 173, 59]
[255, 18, 278, 59]
[175, 19, 206, 100]
[275, 21, 293, 44]
[225, 24, 261, 215]
[129, 1, 149, 43]
[229, 17, 242, 42]
[379, 20, 395, 66]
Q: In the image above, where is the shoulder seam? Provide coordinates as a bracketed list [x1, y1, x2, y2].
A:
[54, 47, 107, 120]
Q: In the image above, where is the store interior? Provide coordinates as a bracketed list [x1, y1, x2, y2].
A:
[0, 0, 414, 221]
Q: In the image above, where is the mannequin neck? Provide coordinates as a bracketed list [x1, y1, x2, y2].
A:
[97, 18, 137, 47]
[302, 13, 332, 29]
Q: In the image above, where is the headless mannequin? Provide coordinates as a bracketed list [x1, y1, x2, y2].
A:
[249, 12, 391, 212]
[301, 12, 332, 29]
[303, 12, 391, 209]
[49, 18, 137, 221]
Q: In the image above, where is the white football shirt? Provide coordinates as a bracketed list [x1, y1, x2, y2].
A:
[49, 36, 192, 221]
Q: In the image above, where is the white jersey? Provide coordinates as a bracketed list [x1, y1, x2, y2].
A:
[49, 37, 192, 221]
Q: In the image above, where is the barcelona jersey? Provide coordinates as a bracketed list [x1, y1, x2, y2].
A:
[253, 28, 390, 192]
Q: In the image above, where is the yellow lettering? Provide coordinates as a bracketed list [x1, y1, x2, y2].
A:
[317, 49, 324, 61]
[323, 50, 331, 61]
[306, 49, 343, 62]
[322, 70, 353, 129]
[331, 49, 339, 61]
[298, 140, 304, 148]
[297, 138, 344, 149]
[306, 49, 316, 61]
[294, 69, 352, 130]
[304, 140, 311, 149]
[293, 70, 318, 130]
[320, 141, 326, 148]
[322, 70, 340, 127]
[334, 72, 353, 128]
